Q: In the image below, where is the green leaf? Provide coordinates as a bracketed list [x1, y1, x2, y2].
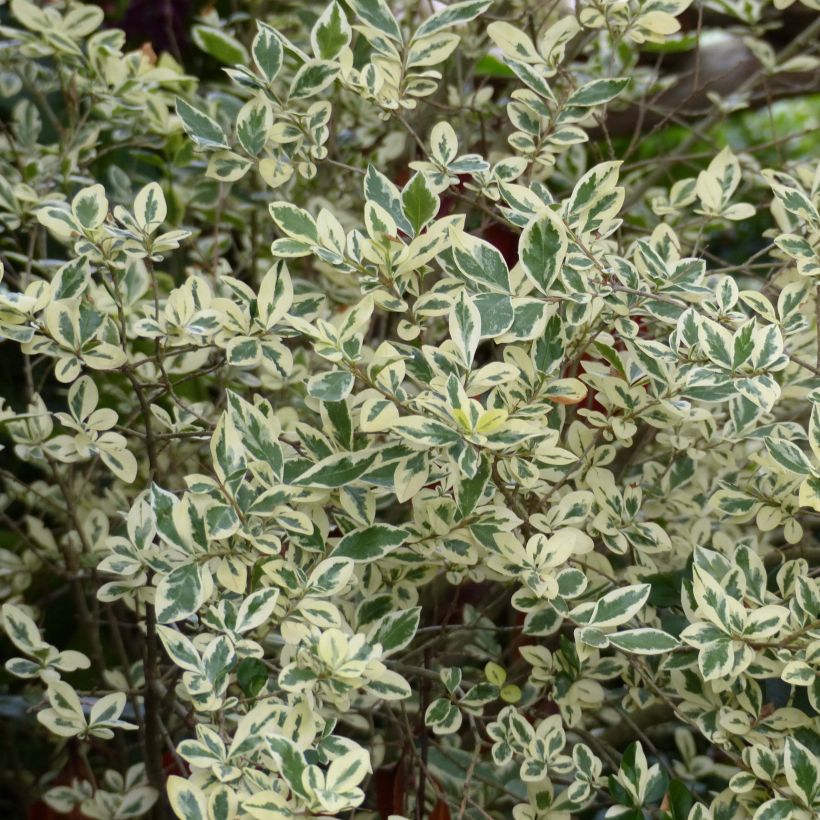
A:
[155, 563, 209, 623]
[364, 165, 414, 236]
[332, 524, 409, 562]
[765, 437, 812, 476]
[367, 607, 421, 654]
[457, 451, 491, 518]
[236, 658, 268, 698]
[584, 584, 650, 628]
[167, 776, 207, 820]
[267, 737, 310, 798]
[347, 0, 402, 41]
[608, 628, 680, 655]
[253, 22, 283, 82]
[156, 625, 201, 672]
[191, 25, 249, 65]
[72, 184, 108, 230]
[567, 77, 629, 107]
[664, 780, 694, 820]
[292, 450, 378, 487]
[753, 798, 802, 820]
[175, 98, 229, 150]
[225, 391, 284, 476]
[307, 370, 355, 401]
[450, 290, 480, 368]
[134, 182, 166, 233]
[519, 209, 567, 294]
[236, 98, 272, 157]
[699, 638, 734, 682]
[425, 698, 462, 734]
[269, 202, 319, 243]
[415, 0, 492, 38]
[289, 60, 339, 100]
[451, 233, 510, 293]
[401, 172, 438, 235]
[236, 588, 279, 633]
[784, 737, 819, 806]
[311, 2, 351, 59]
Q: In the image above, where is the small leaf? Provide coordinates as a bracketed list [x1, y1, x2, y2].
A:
[311, 2, 352, 59]
[192, 25, 249, 65]
[401, 172, 438, 235]
[332, 524, 409, 562]
[176, 98, 229, 149]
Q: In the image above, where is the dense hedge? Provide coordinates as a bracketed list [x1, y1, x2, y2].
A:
[1, 1, 819, 818]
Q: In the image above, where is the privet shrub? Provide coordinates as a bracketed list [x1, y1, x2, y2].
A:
[0, 0, 819, 817]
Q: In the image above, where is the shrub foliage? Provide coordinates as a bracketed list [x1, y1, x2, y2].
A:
[1, 0, 820, 818]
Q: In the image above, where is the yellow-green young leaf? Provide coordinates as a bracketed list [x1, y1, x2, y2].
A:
[332, 523, 409, 562]
[71, 184, 108, 230]
[485, 661, 506, 685]
[192, 25, 249, 65]
[311, 2, 351, 59]
[168, 776, 207, 820]
[695, 171, 723, 215]
[176, 98, 229, 149]
[519, 209, 567, 295]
